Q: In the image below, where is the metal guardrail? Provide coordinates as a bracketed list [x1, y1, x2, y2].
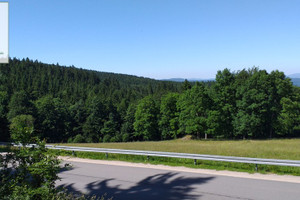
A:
[0, 142, 38, 148]
[45, 145, 300, 168]
[2, 142, 300, 168]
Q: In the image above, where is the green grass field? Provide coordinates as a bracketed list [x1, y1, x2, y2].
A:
[55, 137, 300, 160]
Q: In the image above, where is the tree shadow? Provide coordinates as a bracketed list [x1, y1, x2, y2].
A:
[59, 172, 214, 200]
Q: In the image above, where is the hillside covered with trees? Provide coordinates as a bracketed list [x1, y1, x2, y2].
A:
[0, 58, 299, 143]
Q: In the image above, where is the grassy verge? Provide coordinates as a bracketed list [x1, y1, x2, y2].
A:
[51, 138, 300, 176]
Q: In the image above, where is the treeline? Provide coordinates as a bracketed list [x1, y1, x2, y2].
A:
[135, 68, 300, 140]
[0, 58, 299, 143]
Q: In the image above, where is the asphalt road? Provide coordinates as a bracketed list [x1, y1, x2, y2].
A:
[57, 160, 300, 200]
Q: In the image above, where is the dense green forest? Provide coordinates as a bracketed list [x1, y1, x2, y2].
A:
[0, 58, 299, 143]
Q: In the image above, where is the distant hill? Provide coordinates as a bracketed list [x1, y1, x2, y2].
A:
[161, 78, 214, 82]
[288, 73, 300, 78]
[291, 78, 300, 87]
[161, 78, 186, 82]
[162, 76, 300, 87]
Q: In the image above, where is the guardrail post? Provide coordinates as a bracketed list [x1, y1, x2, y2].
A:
[147, 156, 149, 161]
[105, 153, 108, 159]
[194, 159, 197, 165]
[72, 151, 75, 156]
[255, 164, 258, 172]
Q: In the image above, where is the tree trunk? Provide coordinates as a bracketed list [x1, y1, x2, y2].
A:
[197, 132, 200, 139]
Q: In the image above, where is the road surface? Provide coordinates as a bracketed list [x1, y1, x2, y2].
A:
[57, 159, 300, 200]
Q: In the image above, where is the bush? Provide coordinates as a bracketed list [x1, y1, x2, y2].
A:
[114, 133, 122, 142]
[110, 136, 117, 143]
[1, 115, 109, 200]
[0, 140, 60, 199]
[102, 135, 111, 143]
[0, 143, 109, 200]
[67, 137, 73, 143]
[110, 134, 122, 143]
[122, 133, 130, 142]
[85, 137, 94, 143]
[73, 134, 86, 143]
[10, 114, 35, 144]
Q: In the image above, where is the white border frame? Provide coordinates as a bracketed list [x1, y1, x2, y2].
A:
[0, 2, 9, 63]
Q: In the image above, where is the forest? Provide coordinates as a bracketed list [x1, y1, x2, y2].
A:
[0, 58, 299, 143]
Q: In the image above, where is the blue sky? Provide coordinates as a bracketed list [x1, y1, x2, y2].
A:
[7, 0, 300, 79]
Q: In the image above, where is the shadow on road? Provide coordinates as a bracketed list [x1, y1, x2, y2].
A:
[59, 172, 214, 200]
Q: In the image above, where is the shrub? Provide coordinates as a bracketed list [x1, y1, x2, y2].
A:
[10, 114, 35, 144]
[102, 135, 111, 143]
[122, 133, 130, 142]
[67, 137, 73, 143]
[73, 134, 86, 143]
[0, 140, 60, 199]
